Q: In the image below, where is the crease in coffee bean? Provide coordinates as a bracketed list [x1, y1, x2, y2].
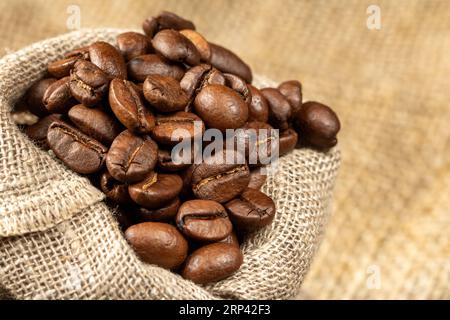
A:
[192, 165, 247, 192]
[125, 80, 147, 131]
[71, 76, 96, 97]
[142, 172, 158, 189]
[156, 117, 194, 125]
[51, 123, 106, 155]
[122, 140, 146, 172]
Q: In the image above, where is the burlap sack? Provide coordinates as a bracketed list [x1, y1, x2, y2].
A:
[0, 29, 340, 300]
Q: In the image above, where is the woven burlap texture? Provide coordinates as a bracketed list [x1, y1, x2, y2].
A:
[0, 29, 340, 300]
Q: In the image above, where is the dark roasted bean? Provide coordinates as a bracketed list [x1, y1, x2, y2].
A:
[225, 188, 276, 232]
[100, 170, 132, 204]
[89, 41, 127, 79]
[127, 54, 185, 82]
[47, 122, 107, 174]
[143, 74, 189, 112]
[176, 200, 232, 242]
[260, 87, 292, 130]
[68, 104, 122, 145]
[209, 42, 252, 83]
[152, 29, 201, 66]
[26, 78, 56, 116]
[278, 80, 302, 117]
[109, 78, 155, 134]
[125, 222, 188, 269]
[117, 32, 151, 61]
[152, 112, 204, 146]
[43, 76, 76, 114]
[181, 243, 243, 284]
[135, 197, 180, 222]
[106, 130, 158, 183]
[247, 85, 269, 123]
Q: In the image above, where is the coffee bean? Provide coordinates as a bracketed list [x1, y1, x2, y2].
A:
[69, 60, 109, 107]
[247, 85, 269, 123]
[64, 46, 90, 59]
[225, 188, 276, 232]
[136, 197, 180, 222]
[152, 29, 201, 66]
[127, 54, 185, 82]
[117, 32, 151, 61]
[194, 84, 248, 131]
[25, 114, 63, 149]
[260, 87, 292, 130]
[293, 101, 340, 149]
[143, 11, 195, 38]
[247, 167, 267, 190]
[181, 243, 243, 284]
[143, 74, 188, 112]
[152, 111, 204, 146]
[109, 78, 155, 134]
[278, 80, 302, 116]
[236, 121, 279, 167]
[68, 104, 122, 145]
[179, 29, 211, 62]
[224, 73, 251, 105]
[48, 55, 81, 79]
[191, 149, 250, 203]
[209, 42, 252, 83]
[106, 130, 158, 183]
[47, 122, 107, 174]
[279, 128, 298, 155]
[100, 171, 132, 205]
[176, 200, 232, 242]
[89, 41, 127, 79]
[157, 148, 191, 172]
[26, 78, 56, 116]
[125, 222, 188, 270]
[43, 76, 76, 114]
[129, 172, 183, 209]
[180, 64, 225, 110]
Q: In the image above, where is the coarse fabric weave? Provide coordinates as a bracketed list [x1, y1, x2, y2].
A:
[0, 29, 340, 300]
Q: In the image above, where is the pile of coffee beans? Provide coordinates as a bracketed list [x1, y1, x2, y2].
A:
[17, 11, 340, 284]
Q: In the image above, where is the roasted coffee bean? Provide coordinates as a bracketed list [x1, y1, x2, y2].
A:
[64, 46, 90, 59]
[68, 104, 122, 145]
[25, 114, 63, 149]
[224, 73, 251, 105]
[279, 128, 298, 155]
[69, 60, 109, 107]
[225, 188, 276, 232]
[278, 80, 302, 116]
[109, 78, 155, 134]
[89, 41, 127, 79]
[117, 32, 151, 61]
[136, 197, 180, 222]
[106, 130, 158, 183]
[236, 121, 279, 167]
[143, 11, 195, 38]
[293, 101, 340, 149]
[194, 84, 248, 131]
[127, 54, 185, 82]
[176, 200, 232, 242]
[143, 75, 189, 112]
[179, 29, 211, 62]
[43, 76, 76, 114]
[180, 64, 225, 109]
[100, 171, 132, 205]
[26, 78, 56, 116]
[247, 167, 267, 190]
[129, 172, 183, 209]
[152, 29, 201, 66]
[47, 122, 107, 174]
[209, 42, 252, 83]
[247, 85, 269, 123]
[191, 149, 250, 203]
[48, 55, 81, 79]
[125, 222, 188, 270]
[220, 231, 240, 248]
[157, 148, 191, 172]
[152, 112, 204, 146]
[260, 87, 292, 130]
[181, 243, 243, 284]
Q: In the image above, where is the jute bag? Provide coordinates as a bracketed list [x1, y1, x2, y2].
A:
[0, 29, 340, 300]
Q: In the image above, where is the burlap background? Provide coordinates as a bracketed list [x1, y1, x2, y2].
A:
[0, 0, 448, 299]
